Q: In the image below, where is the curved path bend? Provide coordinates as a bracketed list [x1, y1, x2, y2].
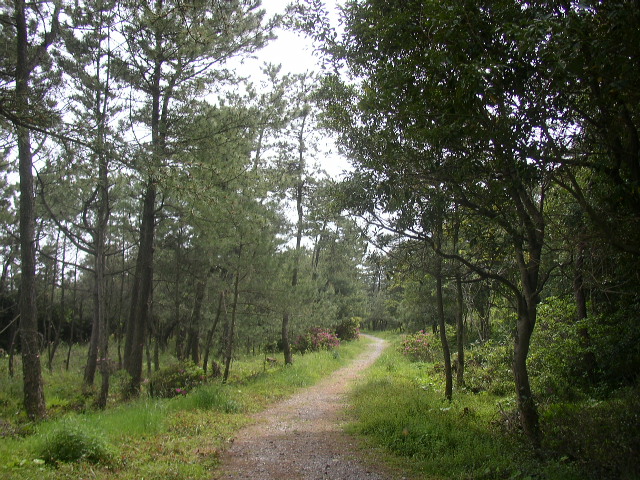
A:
[214, 335, 403, 480]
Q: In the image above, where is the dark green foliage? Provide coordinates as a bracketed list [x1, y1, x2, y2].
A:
[37, 419, 115, 465]
[464, 340, 514, 396]
[528, 297, 586, 400]
[588, 302, 640, 390]
[529, 297, 640, 397]
[334, 316, 361, 341]
[149, 361, 208, 398]
[541, 387, 640, 480]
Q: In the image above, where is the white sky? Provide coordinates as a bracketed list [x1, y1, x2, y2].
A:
[240, 0, 350, 180]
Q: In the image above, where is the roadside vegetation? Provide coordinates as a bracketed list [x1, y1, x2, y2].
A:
[0, 337, 368, 480]
[348, 331, 639, 480]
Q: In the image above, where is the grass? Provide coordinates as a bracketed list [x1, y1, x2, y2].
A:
[0, 338, 369, 480]
[346, 333, 585, 480]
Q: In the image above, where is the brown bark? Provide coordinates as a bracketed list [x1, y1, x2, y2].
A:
[455, 273, 465, 388]
[513, 295, 541, 446]
[435, 254, 452, 401]
[187, 274, 209, 365]
[124, 181, 156, 396]
[15, 0, 46, 420]
[203, 290, 225, 375]
[282, 109, 307, 366]
[223, 252, 242, 383]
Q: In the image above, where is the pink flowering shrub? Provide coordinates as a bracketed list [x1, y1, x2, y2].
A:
[293, 327, 340, 354]
[399, 330, 437, 362]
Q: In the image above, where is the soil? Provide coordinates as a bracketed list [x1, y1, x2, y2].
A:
[213, 335, 409, 480]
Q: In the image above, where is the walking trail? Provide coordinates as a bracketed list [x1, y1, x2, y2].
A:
[213, 335, 405, 480]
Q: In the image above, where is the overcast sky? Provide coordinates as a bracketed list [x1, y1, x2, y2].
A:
[259, 0, 341, 75]
[248, 0, 348, 179]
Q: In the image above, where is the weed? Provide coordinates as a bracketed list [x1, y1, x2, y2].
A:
[348, 335, 583, 480]
[36, 418, 116, 465]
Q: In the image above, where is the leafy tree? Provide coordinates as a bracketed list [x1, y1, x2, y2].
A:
[304, 0, 578, 444]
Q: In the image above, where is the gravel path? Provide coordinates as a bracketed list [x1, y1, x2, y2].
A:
[213, 335, 404, 480]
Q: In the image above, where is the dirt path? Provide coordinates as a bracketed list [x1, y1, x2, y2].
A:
[213, 335, 403, 480]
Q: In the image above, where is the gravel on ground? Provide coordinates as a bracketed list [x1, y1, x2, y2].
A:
[212, 335, 408, 480]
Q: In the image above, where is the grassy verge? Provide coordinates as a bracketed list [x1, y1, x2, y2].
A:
[347, 333, 583, 480]
[0, 338, 369, 480]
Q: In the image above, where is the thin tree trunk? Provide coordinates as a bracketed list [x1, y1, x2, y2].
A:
[574, 237, 597, 381]
[65, 259, 78, 371]
[8, 321, 19, 378]
[455, 272, 465, 388]
[48, 235, 66, 371]
[435, 255, 452, 401]
[282, 110, 307, 365]
[187, 274, 208, 365]
[95, 152, 111, 408]
[202, 290, 225, 374]
[45, 235, 59, 371]
[223, 258, 242, 383]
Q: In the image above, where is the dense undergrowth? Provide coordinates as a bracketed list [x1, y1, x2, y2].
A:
[348, 331, 639, 480]
[0, 338, 368, 480]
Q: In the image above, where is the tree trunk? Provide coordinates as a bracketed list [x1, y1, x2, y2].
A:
[282, 312, 292, 365]
[65, 260, 78, 371]
[48, 235, 66, 371]
[124, 181, 156, 396]
[84, 302, 99, 386]
[15, 0, 46, 420]
[573, 238, 597, 381]
[223, 258, 242, 383]
[203, 290, 225, 374]
[455, 272, 465, 388]
[435, 255, 452, 401]
[187, 274, 208, 365]
[95, 151, 111, 408]
[513, 295, 541, 447]
[45, 235, 59, 372]
[282, 111, 307, 365]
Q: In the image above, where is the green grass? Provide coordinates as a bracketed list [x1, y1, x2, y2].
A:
[346, 335, 584, 480]
[0, 338, 369, 480]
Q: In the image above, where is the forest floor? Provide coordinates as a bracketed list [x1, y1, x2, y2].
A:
[212, 335, 410, 480]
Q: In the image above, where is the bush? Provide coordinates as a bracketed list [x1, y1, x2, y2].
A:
[292, 327, 340, 354]
[37, 419, 115, 465]
[149, 361, 208, 398]
[541, 387, 640, 479]
[464, 340, 513, 396]
[398, 330, 438, 363]
[335, 316, 361, 341]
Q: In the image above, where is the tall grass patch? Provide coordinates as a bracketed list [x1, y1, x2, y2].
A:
[36, 417, 116, 465]
[347, 338, 582, 480]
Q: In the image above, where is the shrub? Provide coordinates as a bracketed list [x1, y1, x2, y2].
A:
[541, 387, 640, 479]
[149, 361, 208, 398]
[464, 340, 513, 396]
[292, 327, 340, 354]
[398, 330, 438, 362]
[37, 420, 115, 465]
[335, 316, 361, 341]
